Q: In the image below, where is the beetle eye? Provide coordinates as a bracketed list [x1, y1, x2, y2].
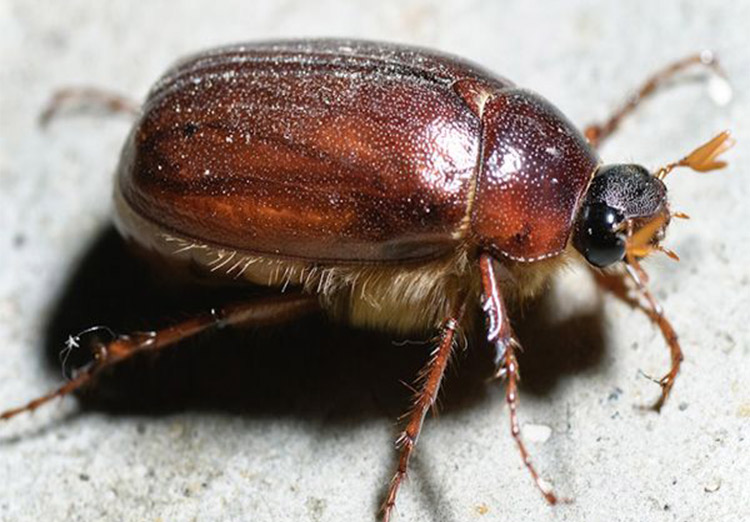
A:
[574, 202, 626, 268]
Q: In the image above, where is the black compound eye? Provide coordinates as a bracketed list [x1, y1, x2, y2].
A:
[575, 203, 626, 268]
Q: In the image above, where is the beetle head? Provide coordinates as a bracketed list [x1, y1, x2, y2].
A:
[573, 131, 734, 269]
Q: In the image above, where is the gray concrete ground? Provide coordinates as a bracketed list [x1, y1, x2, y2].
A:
[1, 1, 748, 521]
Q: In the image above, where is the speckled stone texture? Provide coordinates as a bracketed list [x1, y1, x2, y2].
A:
[1, 2, 748, 521]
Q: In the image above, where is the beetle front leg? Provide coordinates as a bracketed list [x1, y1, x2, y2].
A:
[584, 52, 726, 148]
[0, 293, 320, 422]
[480, 254, 561, 504]
[381, 303, 466, 522]
[590, 266, 683, 412]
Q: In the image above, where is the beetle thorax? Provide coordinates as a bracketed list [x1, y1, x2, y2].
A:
[470, 89, 599, 262]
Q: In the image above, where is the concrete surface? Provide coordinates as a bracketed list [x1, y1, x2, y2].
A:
[1, 1, 748, 521]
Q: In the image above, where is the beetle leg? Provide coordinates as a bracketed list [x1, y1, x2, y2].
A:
[480, 254, 560, 504]
[0, 294, 319, 422]
[590, 267, 683, 412]
[39, 87, 140, 126]
[584, 51, 726, 148]
[381, 304, 466, 522]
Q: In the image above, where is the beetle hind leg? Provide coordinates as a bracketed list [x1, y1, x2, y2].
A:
[381, 306, 465, 522]
[1, 294, 320, 422]
[39, 87, 140, 126]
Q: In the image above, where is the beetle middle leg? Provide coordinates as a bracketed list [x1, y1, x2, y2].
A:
[584, 52, 726, 148]
[590, 266, 682, 412]
[0, 293, 320, 422]
[480, 254, 561, 504]
[381, 302, 466, 522]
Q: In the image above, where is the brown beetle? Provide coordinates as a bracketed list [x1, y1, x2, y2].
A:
[1, 40, 733, 520]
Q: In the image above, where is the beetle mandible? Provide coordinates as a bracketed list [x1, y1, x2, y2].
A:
[1, 40, 734, 520]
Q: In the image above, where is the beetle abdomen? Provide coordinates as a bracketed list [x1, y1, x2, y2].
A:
[117, 40, 513, 263]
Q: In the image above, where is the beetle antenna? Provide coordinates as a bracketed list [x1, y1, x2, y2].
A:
[655, 130, 735, 180]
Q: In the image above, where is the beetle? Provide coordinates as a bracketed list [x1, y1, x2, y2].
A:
[0, 40, 733, 521]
